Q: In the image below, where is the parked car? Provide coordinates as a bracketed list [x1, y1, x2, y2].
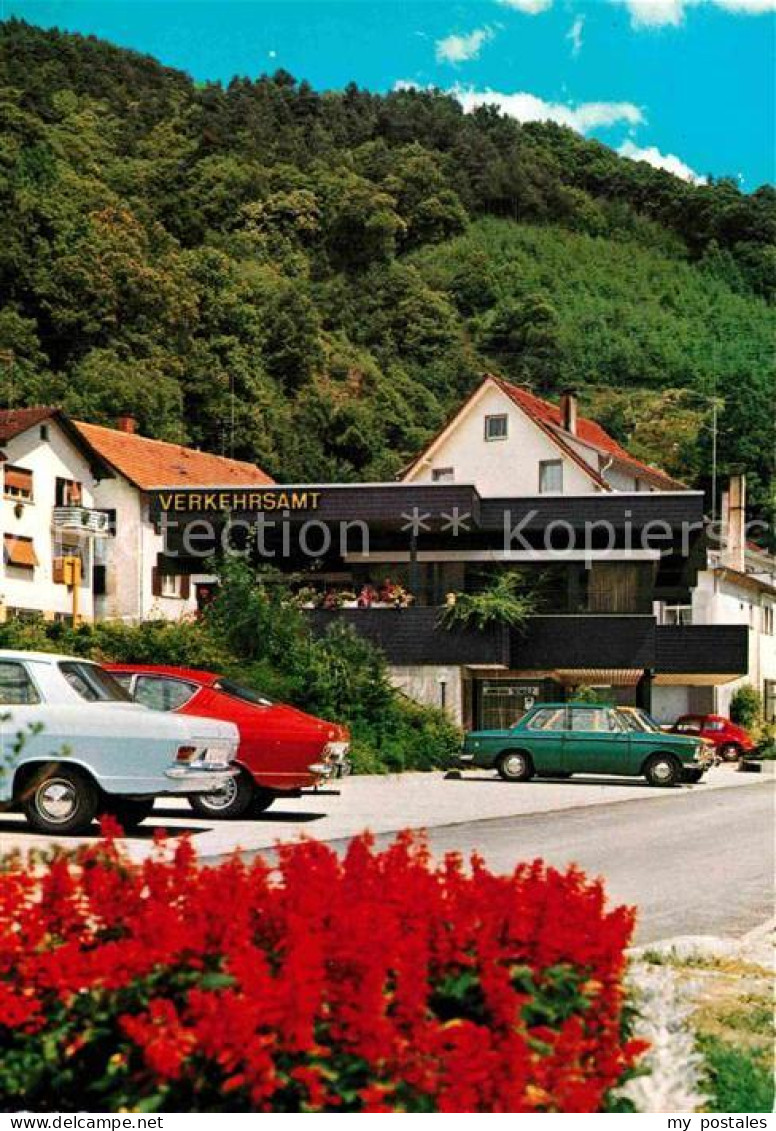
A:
[459, 702, 711, 786]
[669, 713, 756, 761]
[616, 706, 712, 782]
[106, 664, 350, 819]
[0, 651, 239, 835]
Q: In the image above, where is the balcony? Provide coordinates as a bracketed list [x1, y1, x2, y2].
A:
[307, 609, 751, 683]
[308, 607, 510, 666]
[655, 624, 749, 680]
[52, 506, 110, 535]
[307, 609, 654, 670]
[510, 615, 656, 672]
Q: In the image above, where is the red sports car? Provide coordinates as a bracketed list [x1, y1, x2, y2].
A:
[670, 713, 756, 761]
[107, 665, 350, 818]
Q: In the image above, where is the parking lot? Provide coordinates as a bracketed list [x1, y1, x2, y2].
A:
[1, 762, 769, 865]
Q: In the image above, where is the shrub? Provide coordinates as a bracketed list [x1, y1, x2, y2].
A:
[698, 1036, 775, 1114]
[0, 562, 461, 774]
[729, 684, 762, 731]
[0, 830, 644, 1113]
[440, 573, 537, 632]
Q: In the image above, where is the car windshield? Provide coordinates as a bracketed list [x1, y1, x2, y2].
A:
[617, 708, 661, 733]
[59, 662, 133, 703]
[214, 678, 274, 707]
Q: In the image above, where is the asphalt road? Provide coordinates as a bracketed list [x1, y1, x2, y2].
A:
[326, 780, 775, 944]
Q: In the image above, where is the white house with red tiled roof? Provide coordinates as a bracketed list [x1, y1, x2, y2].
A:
[401, 374, 684, 495]
[74, 416, 274, 623]
[0, 408, 115, 623]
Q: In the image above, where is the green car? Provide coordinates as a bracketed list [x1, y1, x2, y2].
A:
[460, 703, 711, 787]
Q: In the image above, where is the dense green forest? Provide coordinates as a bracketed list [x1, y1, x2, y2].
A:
[0, 19, 773, 517]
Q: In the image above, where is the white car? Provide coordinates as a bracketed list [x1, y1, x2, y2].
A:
[0, 651, 239, 835]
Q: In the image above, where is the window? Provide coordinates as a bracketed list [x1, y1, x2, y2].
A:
[40, 424, 49, 442]
[0, 661, 40, 705]
[674, 716, 702, 735]
[152, 565, 190, 600]
[161, 574, 182, 598]
[215, 679, 274, 707]
[92, 564, 107, 597]
[569, 707, 622, 733]
[663, 605, 693, 626]
[59, 662, 132, 703]
[762, 604, 774, 636]
[764, 680, 776, 723]
[432, 467, 455, 483]
[3, 534, 38, 570]
[525, 706, 566, 731]
[134, 675, 199, 712]
[110, 672, 134, 693]
[539, 460, 563, 494]
[4, 465, 33, 502]
[55, 477, 82, 507]
[484, 414, 508, 441]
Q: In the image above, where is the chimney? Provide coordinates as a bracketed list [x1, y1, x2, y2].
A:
[560, 389, 578, 435]
[721, 474, 746, 573]
[116, 414, 137, 435]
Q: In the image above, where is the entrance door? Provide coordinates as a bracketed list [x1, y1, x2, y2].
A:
[563, 706, 630, 776]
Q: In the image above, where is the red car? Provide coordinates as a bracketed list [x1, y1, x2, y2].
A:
[107, 665, 350, 818]
[670, 713, 756, 761]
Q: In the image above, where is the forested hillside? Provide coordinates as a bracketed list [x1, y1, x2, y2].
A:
[0, 19, 773, 515]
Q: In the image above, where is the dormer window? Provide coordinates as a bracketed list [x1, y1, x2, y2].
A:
[484, 414, 508, 441]
[432, 467, 455, 483]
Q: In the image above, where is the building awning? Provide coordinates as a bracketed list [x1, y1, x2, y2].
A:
[4, 534, 38, 568]
[4, 466, 32, 493]
[653, 672, 744, 687]
[553, 669, 644, 687]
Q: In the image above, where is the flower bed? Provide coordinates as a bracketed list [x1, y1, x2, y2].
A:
[0, 828, 645, 1113]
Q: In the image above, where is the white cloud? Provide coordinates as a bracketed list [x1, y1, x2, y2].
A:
[618, 0, 775, 27]
[715, 0, 776, 10]
[618, 139, 707, 183]
[449, 85, 644, 132]
[567, 15, 585, 54]
[435, 27, 495, 65]
[497, 0, 553, 12]
[622, 0, 685, 25]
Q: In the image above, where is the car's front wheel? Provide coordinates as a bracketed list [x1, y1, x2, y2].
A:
[188, 767, 256, 819]
[497, 750, 534, 782]
[22, 766, 100, 835]
[102, 798, 156, 832]
[644, 754, 682, 787]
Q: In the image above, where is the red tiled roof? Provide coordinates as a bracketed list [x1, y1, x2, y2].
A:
[75, 421, 274, 489]
[489, 376, 685, 491]
[0, 406, 58, 443]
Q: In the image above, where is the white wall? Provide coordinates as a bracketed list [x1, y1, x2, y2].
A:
[1, 420, 101, 621]
[388, 664, 464, 725]
[403, 383, 597, 497]
[653, 555, 776, 720]
[91, 476, 212, 623]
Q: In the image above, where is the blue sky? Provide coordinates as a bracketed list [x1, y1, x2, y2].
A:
[3, 1, 774, 187]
